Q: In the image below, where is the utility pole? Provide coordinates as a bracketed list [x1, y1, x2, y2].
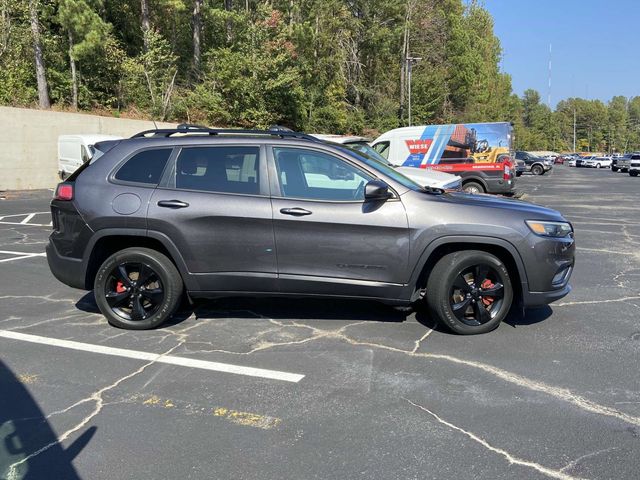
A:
[406, 56, 422, 127]
[573, 108, 576, 152]
[547, 43, 552, 108]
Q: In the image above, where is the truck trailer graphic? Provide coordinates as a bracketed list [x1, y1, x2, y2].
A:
[401, 122, 512, 167]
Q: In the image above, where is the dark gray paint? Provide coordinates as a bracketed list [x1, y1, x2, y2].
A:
[47, 134, 574, 306]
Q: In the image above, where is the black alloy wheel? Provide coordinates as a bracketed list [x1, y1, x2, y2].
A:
[449, 264, 505, 326]
[426, 250, 513, 334]
[105, 262, 164, 321]
[94, 247, 183, 330]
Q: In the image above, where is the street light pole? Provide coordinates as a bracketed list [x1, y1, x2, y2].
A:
[573, 108, 576, 152]
[406, 56, 422, 126]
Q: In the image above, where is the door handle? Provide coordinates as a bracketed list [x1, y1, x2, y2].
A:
[280, 207, 312, 216]
[157, 200, 190, 209]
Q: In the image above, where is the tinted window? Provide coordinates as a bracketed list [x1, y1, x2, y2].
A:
[175, 146, 260, 195]
[274, 147, 372, 201]
[115, 148, 172, 185]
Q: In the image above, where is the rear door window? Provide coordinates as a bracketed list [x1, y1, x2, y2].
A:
[114, 148, 172, 185]
[174, 146, 260, 195]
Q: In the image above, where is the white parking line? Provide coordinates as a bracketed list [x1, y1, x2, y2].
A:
[0, 211, 51, 227]
[20, 213, 36, 224]
[0, 329, 305, 383]
[0, 250, 46, 263]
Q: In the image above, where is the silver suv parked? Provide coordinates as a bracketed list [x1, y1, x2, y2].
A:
[46, 126, 575, 335]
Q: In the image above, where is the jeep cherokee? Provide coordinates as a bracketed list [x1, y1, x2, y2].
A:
[46, 126, 575, 335]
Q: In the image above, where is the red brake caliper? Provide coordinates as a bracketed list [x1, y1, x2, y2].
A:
[116, 281, 126, 293]
[481, 279, 495, 306]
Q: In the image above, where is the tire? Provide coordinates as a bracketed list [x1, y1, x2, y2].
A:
[425, 250, 513, 335]
[631, 171, 639, 177]
[462, 181, 485, 194]
[596, 163, 601, 169]
[531, 164, 544, 176]
[611, 167, 618, 172]
[94, 247, 183, 330]
[516, 172, 523, 177]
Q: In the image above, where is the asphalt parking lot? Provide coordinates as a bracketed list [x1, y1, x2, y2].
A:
[1, 166, 639, 480]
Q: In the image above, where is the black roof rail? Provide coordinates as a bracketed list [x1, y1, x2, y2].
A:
[130, 125, 321, 142]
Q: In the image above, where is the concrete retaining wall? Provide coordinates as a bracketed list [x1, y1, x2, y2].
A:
[0, 107, 174, 190]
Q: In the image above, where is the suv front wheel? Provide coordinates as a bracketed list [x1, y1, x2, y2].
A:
[426, 250, 513, 334]
[94, 247, 184, 330]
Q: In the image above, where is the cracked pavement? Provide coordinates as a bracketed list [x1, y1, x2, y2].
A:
[1, 167, 639, 479]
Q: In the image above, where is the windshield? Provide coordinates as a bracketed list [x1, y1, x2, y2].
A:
[333, 144, 425, 192]
[345, 142, 390, 164]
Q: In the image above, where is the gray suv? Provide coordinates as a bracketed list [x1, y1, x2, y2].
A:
[46, 126, 575, 335]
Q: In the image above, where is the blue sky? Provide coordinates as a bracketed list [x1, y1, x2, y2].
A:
[482, 0, 640, 107]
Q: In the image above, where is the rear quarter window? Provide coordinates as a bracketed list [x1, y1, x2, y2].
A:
[114, 148, 172, 185]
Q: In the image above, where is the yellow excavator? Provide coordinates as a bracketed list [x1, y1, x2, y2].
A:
[470, 138, 510, 163]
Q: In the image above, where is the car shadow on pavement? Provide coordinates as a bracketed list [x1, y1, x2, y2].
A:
[188, 297, 408, 323]
[0, 360, 96, 480]
[75, 291, 553, 333]
[503, 305, 553, 328]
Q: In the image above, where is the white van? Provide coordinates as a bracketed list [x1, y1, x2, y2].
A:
[370, 122, 513, 167]
[58, 134, 122, 179]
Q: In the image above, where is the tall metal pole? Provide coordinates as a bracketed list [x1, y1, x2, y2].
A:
[406, 56, 422, 127]
[547, 43, 552, 108]
[573, 107, 576, 153]
[407, 60, 412, 126]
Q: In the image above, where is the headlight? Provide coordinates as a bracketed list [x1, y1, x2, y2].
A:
[526, 220, 573, 238]
[442, 179, 462, 191]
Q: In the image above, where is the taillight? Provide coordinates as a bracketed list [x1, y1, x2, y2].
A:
[502, 156, 512, 180]
[55, 183, 74, 201]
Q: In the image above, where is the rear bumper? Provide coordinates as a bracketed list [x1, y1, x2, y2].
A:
[46, 241, 88, 290]
[484, 177, 515, 194]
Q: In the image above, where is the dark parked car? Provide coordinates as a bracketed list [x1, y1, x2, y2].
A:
[613, 154, 639, 173]
[46, 126, 575, 335]
[514, 151, 552, 175]
[514, 158, 526, 176]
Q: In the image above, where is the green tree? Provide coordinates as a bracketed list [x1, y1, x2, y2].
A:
[58, 0, 110, 109]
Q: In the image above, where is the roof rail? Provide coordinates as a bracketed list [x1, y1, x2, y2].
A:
[130, 124, 321, 142]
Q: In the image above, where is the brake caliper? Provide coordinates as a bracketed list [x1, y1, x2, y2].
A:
[116, 281, 126, 293]
[481, 279, 495, 306]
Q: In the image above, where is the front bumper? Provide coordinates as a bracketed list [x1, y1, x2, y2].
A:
[518, 229, 574, 306]
[522, 283, 572, 306]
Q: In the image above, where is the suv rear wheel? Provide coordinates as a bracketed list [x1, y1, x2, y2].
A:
[425, 250, 513, 334]
[94, 247, 183, 330]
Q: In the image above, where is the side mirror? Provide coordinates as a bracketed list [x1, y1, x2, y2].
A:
[364, 180, 392, 200]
